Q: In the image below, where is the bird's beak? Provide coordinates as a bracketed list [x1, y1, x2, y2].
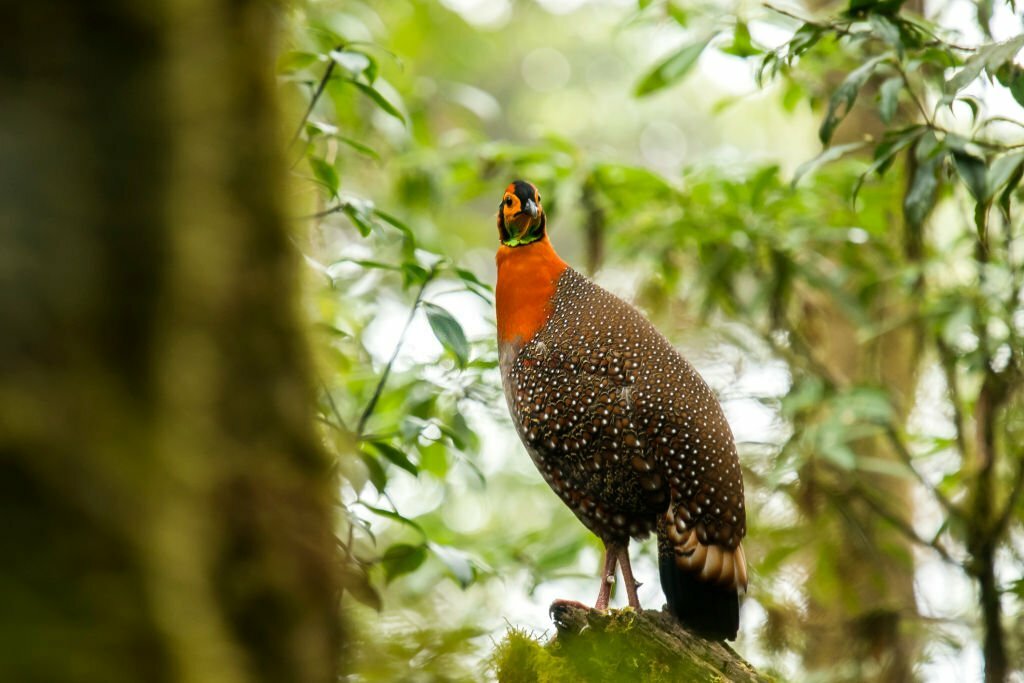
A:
[521, 198, 538, 219]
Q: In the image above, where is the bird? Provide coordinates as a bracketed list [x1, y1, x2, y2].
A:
[495, 179, 748, 640]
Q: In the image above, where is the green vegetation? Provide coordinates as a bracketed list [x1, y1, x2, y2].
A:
[5, 0, 1024, 681]
[288, 1, 1024, 681]
[491, 606, 774, 682]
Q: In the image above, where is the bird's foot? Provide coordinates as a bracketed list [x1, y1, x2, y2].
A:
[549, 599, 592, 635]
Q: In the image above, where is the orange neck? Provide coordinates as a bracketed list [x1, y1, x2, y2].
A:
[496, 235, 568, 345]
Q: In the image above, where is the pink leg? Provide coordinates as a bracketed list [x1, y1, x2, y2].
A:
[616, 545, 642, 609]
[594, 544, 618, 610]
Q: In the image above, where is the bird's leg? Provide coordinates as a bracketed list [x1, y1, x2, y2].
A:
[594, 543, 619, 611]
[615, 545, 642, 609]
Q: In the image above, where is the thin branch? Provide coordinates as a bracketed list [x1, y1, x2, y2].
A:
[289, 43, 344, 150]
[894, 61, 933, 128]
[851, 481, 961, 567]
[302, 203, 348, 220]
[355, 268, 436, 438]
[882, 424, 961, 518]
[319, 375, 350, 433]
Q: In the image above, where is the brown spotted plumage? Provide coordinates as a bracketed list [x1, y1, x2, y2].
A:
[496, 180, 747, 640]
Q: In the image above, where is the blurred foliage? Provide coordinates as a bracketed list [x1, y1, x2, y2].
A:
[277, 0, 1024, 680]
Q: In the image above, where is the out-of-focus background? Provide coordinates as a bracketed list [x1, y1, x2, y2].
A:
[297, 1, 1024, 681]
[2, 1, 1023, 682]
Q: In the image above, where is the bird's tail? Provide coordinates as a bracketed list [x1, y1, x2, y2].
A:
[657, 516, 747, 640]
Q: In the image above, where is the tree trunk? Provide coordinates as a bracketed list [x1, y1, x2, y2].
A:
[0, 3, 341, 683]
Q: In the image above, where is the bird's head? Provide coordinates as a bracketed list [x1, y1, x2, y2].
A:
[497, 180, 546, 247]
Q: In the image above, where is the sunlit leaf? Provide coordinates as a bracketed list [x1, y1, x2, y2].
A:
[429, 543, 475, 588]
[721, 22, 761, 58]
[944, 34, 1024, 101]
[330, 49, 372, 76]
[343, 203, 376, 236]
[310, 157, 340, 197]
[985, 151, 1024, 202]
[417, 440, 448, 478]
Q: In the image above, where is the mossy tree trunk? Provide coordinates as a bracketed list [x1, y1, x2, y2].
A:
[0, 3, 340, 683]
[493, 603, 773, 683]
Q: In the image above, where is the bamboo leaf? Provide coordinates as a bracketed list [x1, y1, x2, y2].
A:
[820, 55, 888, 144]
[349, 80, 406, 122]
[368, 440, 419, 475]
[635, 38, 710, 97]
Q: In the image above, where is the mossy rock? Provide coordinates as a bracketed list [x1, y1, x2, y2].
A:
[491, 602, 775, 683]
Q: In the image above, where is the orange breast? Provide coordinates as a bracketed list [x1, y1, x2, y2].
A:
[496, 236, 569, 345]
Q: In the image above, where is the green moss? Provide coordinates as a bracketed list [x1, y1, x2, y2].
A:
[490, 608, 770, 683]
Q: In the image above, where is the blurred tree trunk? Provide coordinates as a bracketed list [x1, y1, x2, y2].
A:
[0, 3, 340, 683]
[792, 1, 926, 677]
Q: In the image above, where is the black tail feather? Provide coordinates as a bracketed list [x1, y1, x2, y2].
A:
[660, 554, 739, 640]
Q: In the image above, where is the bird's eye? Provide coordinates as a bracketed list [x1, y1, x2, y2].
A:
[504, 197, 513, 207]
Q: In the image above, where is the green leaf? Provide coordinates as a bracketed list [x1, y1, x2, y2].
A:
[359, 503, 427, 536]
[721, 22, 761, 58]
[944, 34, 1024, 101]
[368, 440, 419, 475]
[853, 125, 924, 203]
[635, 38, 710, 97]
[952, 151, 988, 201]
[792, 141, 867, 187]
[869, 15, 903, 57]
[329, 49, 372, 76]
[337, 135, 380, 160]
[349, 80, 405, 122]
[381, 543, 428, 583]
[787, 24, 823, 61]
[417, 440, 448, 478]
[429, 543, 475, 588]
[819, 55, 888, 144]
[341, 563, 382, 610]
[904, 133, 943, 228]
[359, 452, 387, 493]
[343, 203, 375, 237]
[277, 50, 320, 74]
[878, 76, 902, 124]
[997, 64, 1024, 108]
[310, 157, 340, 197]
[666, 1, 689, 25]
[423, 302, 469, 367]
[985, 151, 1024, 202]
